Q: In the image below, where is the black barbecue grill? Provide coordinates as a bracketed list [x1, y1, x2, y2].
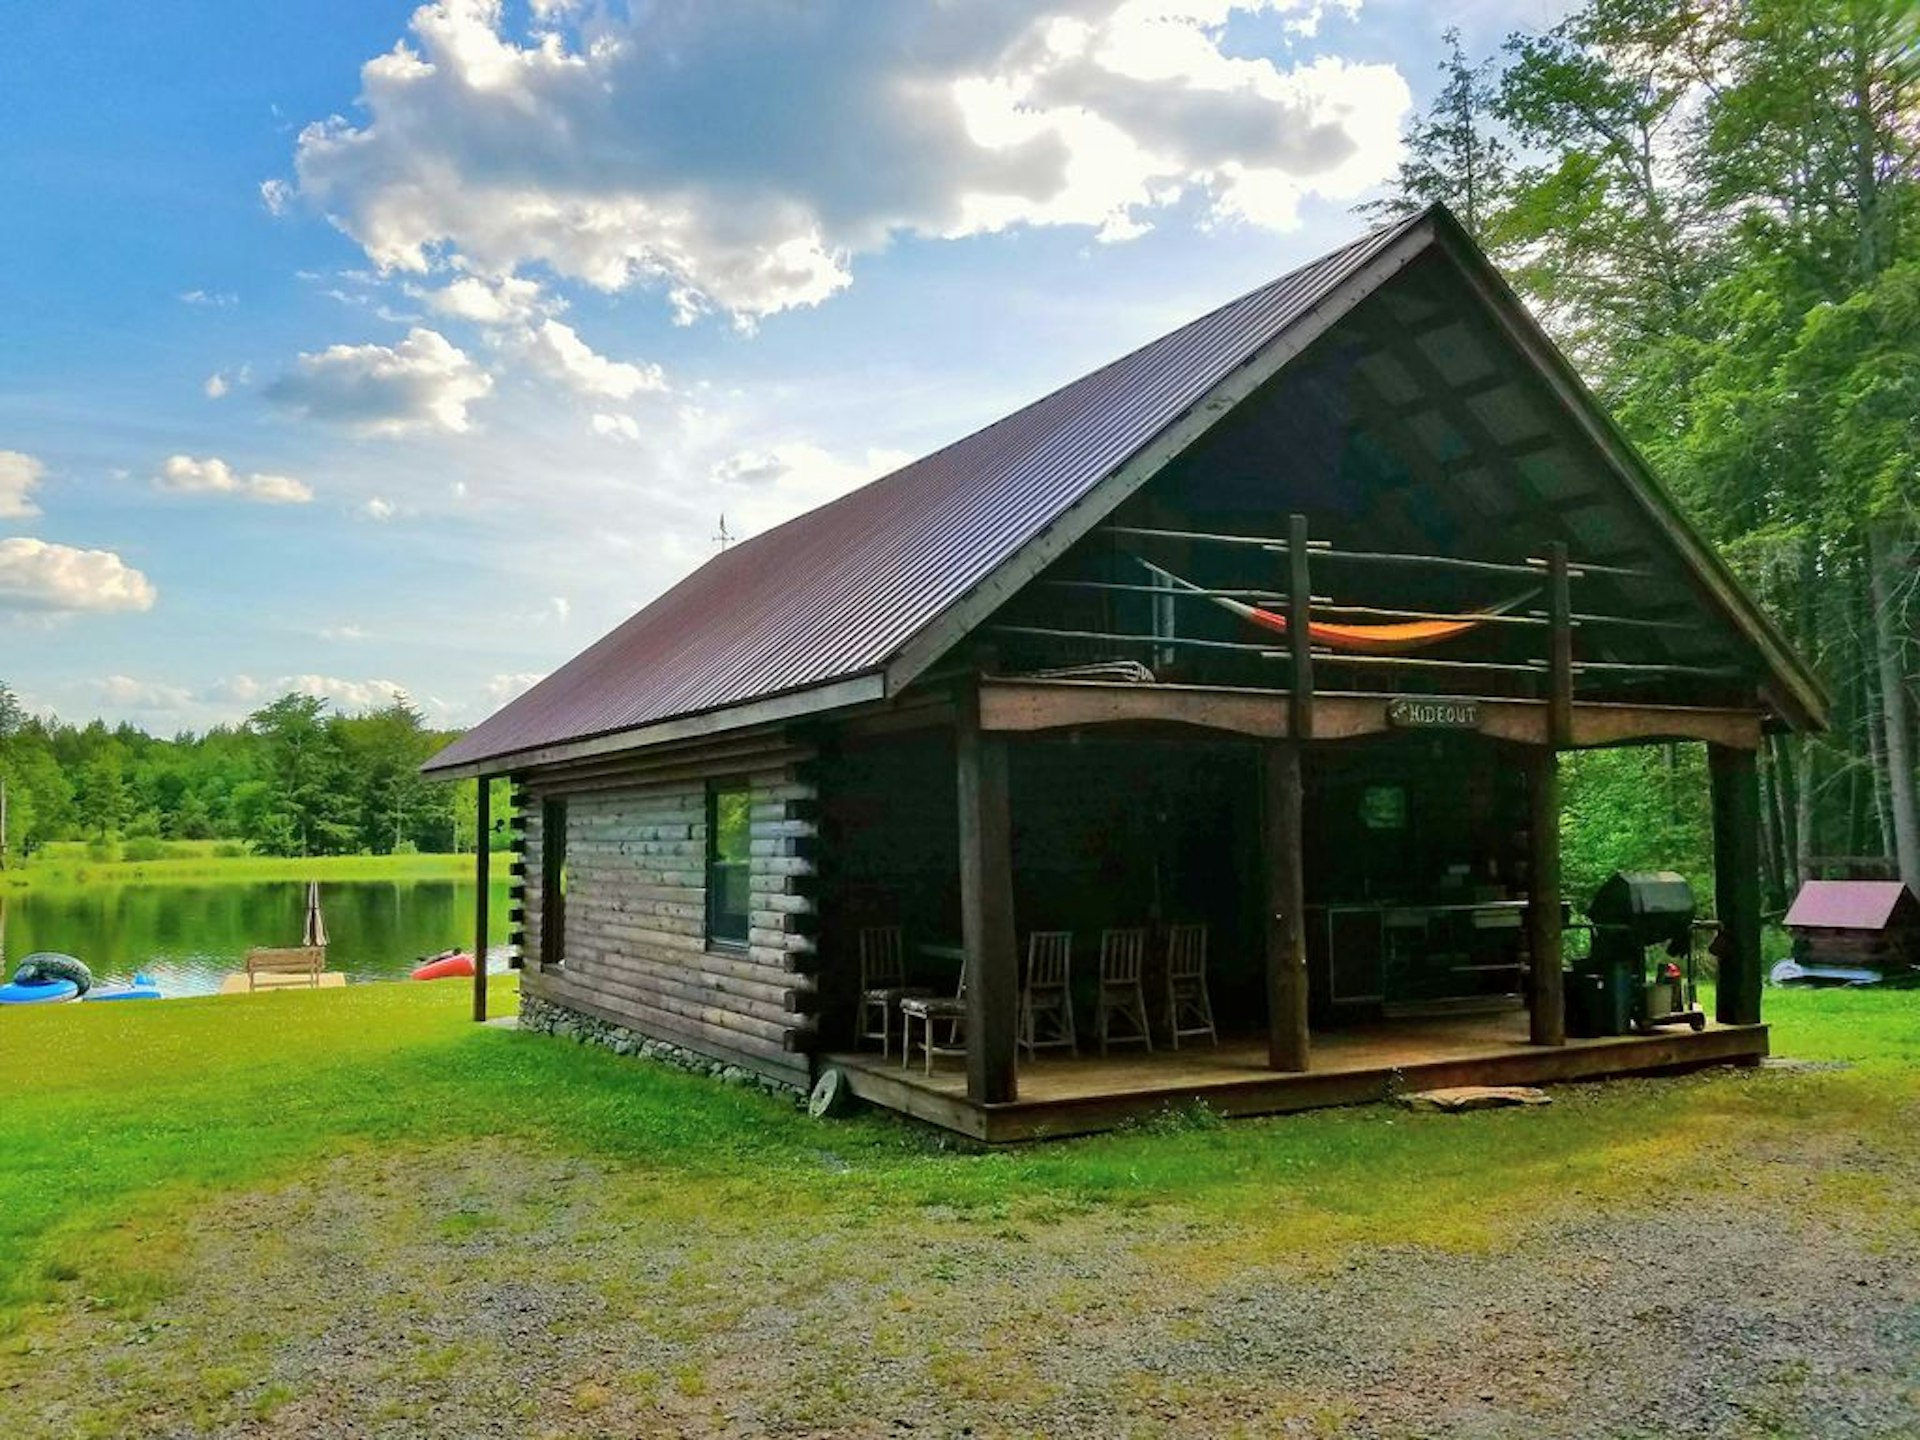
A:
[1568, 871, 1708, 1036]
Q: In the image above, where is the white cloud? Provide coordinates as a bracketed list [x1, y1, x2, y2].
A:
[710, 441, 916, 538]
[89, 675, 196, 712]
[363, 497, 397, 521]
[279, 0, 1408, 321]
[482, 671, 545, 707]
[519, 319, 665, 400]
[590, 411, 641, 442]
[0, 538, 157, 615]
[204, 372, 230, 399]
[0, 450, 45, 519]
[422, 273, 549, 325]
[319, 623, 366, 641]
[180, 289, 238, 307]
[264, 327, 493, 435]
[155, 455, 313, 504]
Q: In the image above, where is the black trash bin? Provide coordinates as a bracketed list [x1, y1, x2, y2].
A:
[1565, 955, 1637, 1037]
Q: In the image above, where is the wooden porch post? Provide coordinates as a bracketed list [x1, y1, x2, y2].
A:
[958, 684, 1018, 1104]
[1524, 747, 1565, 1045]
[1263, 740, 1309, 1071]
[1709, 744, 1763, 1026]
[472, 776, 490, 1024]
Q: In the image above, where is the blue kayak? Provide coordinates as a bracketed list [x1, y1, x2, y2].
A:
[0, 976, 79, 1005]
[86, 973, 164, 1002]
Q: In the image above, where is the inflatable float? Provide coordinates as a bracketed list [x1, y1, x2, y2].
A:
[86, 972, 164, 1002]
[0, 952, 92, 1005]
[411, 950, 476, 981]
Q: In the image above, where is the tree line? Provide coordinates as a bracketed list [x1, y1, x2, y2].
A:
[0, 681, 497, 862]
[1369, 0, 1918, 905]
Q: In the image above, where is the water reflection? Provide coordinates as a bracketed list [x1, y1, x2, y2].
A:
[0, 880, 513, 997]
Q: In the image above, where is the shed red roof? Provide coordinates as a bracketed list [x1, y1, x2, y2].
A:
[1784, 881, 1917, 931]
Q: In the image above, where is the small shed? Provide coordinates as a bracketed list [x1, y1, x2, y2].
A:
[1783, 881, 1920, 975]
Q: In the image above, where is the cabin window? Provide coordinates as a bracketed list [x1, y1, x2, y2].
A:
[706, 779, 752, 948]
[541, 797, 568, 967]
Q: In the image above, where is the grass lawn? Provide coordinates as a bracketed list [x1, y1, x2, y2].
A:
[0, 848, 478, 893]
[2, 982, 1916, 1437]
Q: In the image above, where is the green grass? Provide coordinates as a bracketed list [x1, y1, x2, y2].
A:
[0, 848, 478, 893]
[0, 980, 1914, 1338]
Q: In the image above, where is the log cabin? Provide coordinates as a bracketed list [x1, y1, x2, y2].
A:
[425, 205, 1827, 1141]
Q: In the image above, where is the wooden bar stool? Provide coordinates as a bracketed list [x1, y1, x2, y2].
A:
[857, 925, 930, 1058]
[1163, 922, 1218, 1048]
[1096, 927, 1153, 1055]
[1019, 930, 1077, 1058]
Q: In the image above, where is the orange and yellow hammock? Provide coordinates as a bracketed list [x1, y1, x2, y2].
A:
[1134, 558, 1536, 656]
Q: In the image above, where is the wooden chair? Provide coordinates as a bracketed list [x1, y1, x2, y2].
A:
[900, 968, 968, 1075]
[1163, 922, 1218, 1048]
[856, 926, 930, 1058]
[1095, 928, 1153, 1055]
[244, 946, 325, 991]
[1019, 931, 1077, 1058]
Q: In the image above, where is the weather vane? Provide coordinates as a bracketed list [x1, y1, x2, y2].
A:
[714, 513, 735, 551]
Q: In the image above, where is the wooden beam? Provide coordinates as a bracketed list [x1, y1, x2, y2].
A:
[1710, 745, 1763, 1026]
[1524, 748, 1565, 1045]
[978, 678, 1289, 739]
[957, 683, 1019, 1104]
[1287, 514, 1315, 741]
[1263, 741, 1310, 1072]
[1547, 541, 1574, 747]
[472, 776, 491, 1024]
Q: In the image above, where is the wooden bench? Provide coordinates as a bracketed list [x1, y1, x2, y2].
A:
[244, 946, 326, 991]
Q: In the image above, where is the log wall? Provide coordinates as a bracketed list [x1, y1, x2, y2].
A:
[518, 729, 819, 1089]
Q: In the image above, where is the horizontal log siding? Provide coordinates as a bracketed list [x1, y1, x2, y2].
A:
[519, 731, 818, 1088]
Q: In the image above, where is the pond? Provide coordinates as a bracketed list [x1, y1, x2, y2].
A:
[0, 879, 513, 998]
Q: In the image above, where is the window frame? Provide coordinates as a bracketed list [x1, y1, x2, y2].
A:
[540, 796, 568, 968]
[704, 777, 752, 951]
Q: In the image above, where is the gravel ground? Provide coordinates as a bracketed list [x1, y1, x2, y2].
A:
[4, 1117, 1917, 1439]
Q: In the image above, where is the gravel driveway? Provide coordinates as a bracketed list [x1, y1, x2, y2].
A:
[4, 1089, 1917, 1439]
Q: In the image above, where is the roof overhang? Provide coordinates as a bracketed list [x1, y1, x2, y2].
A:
[423, 671, 886, 780]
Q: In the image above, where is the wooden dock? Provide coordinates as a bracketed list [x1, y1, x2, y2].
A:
[826, 1012, 1768, 1142]
[217, 972, 347, 996]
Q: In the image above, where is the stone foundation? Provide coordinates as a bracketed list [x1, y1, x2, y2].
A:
[517, 993, 806, 1103]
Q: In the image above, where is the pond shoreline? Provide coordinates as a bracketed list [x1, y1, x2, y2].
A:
[0, 851, 485, 894]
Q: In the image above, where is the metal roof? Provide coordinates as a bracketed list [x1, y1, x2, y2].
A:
[427, 212, 1427, 774]
[1784, 881, 1917, 931]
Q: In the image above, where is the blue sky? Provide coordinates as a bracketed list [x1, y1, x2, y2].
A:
[0, 0, 1571, 733]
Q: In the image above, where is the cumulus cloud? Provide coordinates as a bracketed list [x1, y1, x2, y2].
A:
[590, 412, 641, 442]
[0, 450, 45, 518]
[483, 671, 545, 707]
[155, 455, 313, 504]
[278, 0, 1408, 320]
[319, 623, 366, 641]
[180, 289, 238, 307]
[518, 319, 665, 400]
[264, 327, 493, 435]
[216, 673, 418, 714]
[363, 497, 397, 520]
[422, 273, 549, 325]
[90, 675, 196, 712]
[204, 373, 230, 398]
[710, 441, 915, 537]
[0, 538, 157, 615]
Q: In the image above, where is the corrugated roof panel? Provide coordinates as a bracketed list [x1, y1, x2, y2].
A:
[428, 214, 1427, 772]
[1784, 881, 1914, 931]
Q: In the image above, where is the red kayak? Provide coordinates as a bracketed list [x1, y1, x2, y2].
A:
[411, 950, 475, 981]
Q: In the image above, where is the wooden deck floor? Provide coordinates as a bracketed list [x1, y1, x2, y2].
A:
[827, 1011, 1768, 1142]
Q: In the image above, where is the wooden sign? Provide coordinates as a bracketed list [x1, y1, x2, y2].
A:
[1386, 697, 1482, 730]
